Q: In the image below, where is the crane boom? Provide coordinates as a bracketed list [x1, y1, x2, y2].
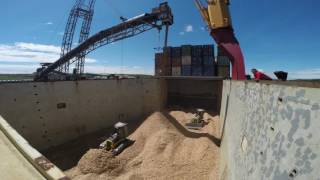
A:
[59, 0, 96, 75]
[194, 0, 246, 80]
[35, 2, 173, 81]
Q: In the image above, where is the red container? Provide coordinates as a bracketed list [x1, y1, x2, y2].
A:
[155, 53, 171, 76]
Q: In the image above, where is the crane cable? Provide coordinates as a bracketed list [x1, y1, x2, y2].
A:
[103, 0, 123, 19]
[48, 1, 75, 46]
[120, 40, 124, 74]
[103, 0, 126, 74]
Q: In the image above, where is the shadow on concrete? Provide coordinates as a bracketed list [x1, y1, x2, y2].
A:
[162, 111, 221, 147]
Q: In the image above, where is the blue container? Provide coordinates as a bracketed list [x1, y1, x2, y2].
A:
[203, 65, 215, 76]
[182, 65, 192, 76]
[203, 56, 215, 65]
[181, 45, 192, 56]
[202, 45, 215, 56]
[192, 65, 202, 76]
[217, 56, 230, 66]
[171, 47, 181, 58]
[192, 45, 203, 57]
[192, 56, 202, 66]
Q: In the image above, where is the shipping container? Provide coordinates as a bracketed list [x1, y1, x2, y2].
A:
[182, 56, 192, 65]
[155, 53, 162, 67]
[192, 65, 202, 76]
[155, 44, 219, 77]
[203, 65, 215, 76]
[163, 47, 172, 56]
[217, 56, 230, 66]
[202, 45, 215, 56]
[192, 56, 202, 66]
[181, 65, 191, 76]
[155, 53, 171, 67]
[171, 57, 182, 67]
[155, 68, 170, 76]
[203, 56, 215, 65]
[192, 45, 203, 57]
[217, 65, 230, 78]
[171, 47, 181, 58]
[172, 67, 181, 76]
[181, 45, 192, 56]
[155, 53, 171, 76]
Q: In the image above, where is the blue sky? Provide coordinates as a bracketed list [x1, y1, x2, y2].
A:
[0, 0, 319, 79]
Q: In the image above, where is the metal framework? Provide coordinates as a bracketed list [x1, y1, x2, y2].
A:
[35, 2, 173, 81]
[59, 0, 96, 75]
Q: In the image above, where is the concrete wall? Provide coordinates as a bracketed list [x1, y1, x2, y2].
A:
[0, 79, 165, 150]
[219, 80, 320, 180]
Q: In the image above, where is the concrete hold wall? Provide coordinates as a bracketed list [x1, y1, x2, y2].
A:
[219, 80, 320, 180]
[0, 79, 165, 150]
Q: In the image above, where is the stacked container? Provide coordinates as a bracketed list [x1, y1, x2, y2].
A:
[191, 45, 203, 76]
[181, 45, 192, 76]
[155, 48, 171, 76]
[171, 47, 181, 76]
[217, 46, 231, 78]
[155, 44, 219, 77]
[202, 45, 215, 76]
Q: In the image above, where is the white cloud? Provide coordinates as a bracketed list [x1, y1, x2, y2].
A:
[185, 25, 193, 32]
[0, 64, 39, 74]
[85, 65, 153, 75]
[0, 64, 153, 75]
[0, 42, 97, 64]
[15, 42, 60, 54]
[289, 69, 320, 79]
[85, 58, 97, 63]
[0, 42, 156, 75]
[200, 26, 206, 31]
[0, 42, 151, 74]
[132, 66, 141, 69]
[46, 22, 53, 25]
[180, 25, 193, 35]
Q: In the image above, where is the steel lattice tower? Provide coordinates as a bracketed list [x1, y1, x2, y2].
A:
[59, 0, 96, 75]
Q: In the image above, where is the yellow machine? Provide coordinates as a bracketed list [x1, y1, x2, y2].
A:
[99, 122, 131, 156]
[194, 0, 232, 29]
[186, 109, 206, 130]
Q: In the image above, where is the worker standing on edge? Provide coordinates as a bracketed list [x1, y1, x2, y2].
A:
[251, 68, 272, 80]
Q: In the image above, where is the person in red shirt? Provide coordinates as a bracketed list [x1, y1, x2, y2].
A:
[251, 68, 272, 80]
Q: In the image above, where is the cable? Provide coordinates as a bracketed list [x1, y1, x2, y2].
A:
[120, 39, 124, 74]
[48, 1, 75, 45]
[103, 0, 123, 18]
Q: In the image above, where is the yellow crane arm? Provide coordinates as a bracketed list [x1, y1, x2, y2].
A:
[194, 0, 232, 29]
